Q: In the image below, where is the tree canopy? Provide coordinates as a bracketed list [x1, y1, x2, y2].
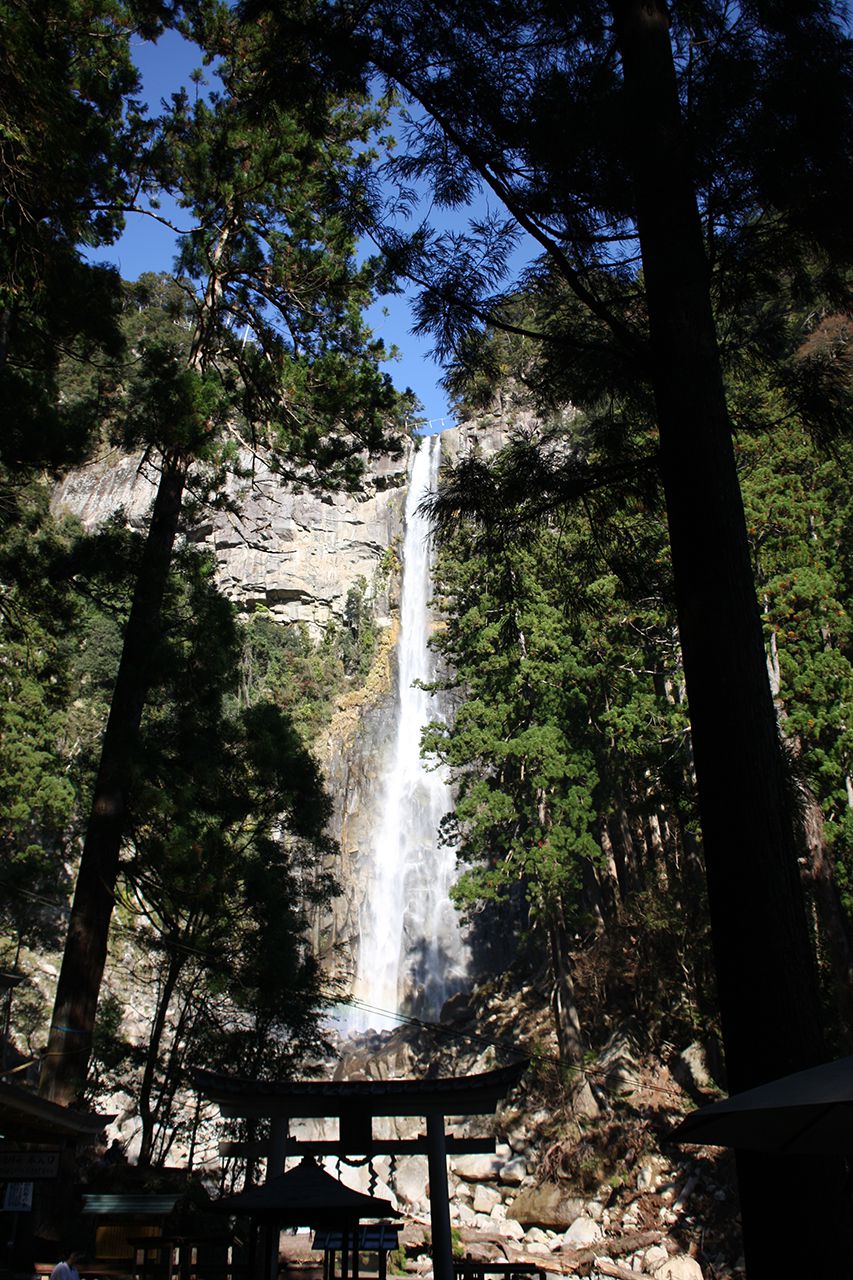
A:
[265, 2, 853, 1269]
[5, 0, 413, 1105]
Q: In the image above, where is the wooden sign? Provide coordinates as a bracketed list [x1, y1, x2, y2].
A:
[0, 1151, 60, 1180]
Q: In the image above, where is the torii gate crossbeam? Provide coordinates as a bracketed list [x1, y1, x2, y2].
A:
[195, 1062, 528, 1280]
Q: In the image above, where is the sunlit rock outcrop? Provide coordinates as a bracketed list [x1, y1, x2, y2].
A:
[52, 445, 410, 636]
[51, 418, 508, 1010]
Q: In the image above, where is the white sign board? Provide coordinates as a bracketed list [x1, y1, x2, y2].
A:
[2, 1182, 33, 1212]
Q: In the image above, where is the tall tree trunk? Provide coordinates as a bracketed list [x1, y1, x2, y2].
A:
[798, 790, 853, 1048]
[39, 449, 188, 1105]
[0, 305, 14, 368]
[40, 217, 231, 1108]
[151, 990, 197, 1164]
[546, 915, 584, 1068]
[137, 944, 184, 1166]
[186, 1092, 203, 1175]
[610, 2, 853, 1274]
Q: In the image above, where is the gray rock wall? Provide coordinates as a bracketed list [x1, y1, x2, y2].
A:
[51, 444, 411, 636]
[50, 418, 507, 633]
[51, 420, 508, 990]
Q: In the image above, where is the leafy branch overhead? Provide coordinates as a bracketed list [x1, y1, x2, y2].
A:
[421, 427, 661, 545]
[34, 0, 415, 1106]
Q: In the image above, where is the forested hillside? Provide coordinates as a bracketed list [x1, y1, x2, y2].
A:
[427, 364, 853, 1071]
[1, 1, 852, 1276]
[0, 0, 410, 1135]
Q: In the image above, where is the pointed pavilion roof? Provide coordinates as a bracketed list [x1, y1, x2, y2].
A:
[213, 1157, 399, 1227]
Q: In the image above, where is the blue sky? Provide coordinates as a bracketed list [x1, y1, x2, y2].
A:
[90, 29, 465, 431]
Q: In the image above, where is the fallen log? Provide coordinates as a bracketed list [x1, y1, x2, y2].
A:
[451, 1228, 666, 1277]
[594, 1261, 643, 1280]
[554, 1229, 663, 1268]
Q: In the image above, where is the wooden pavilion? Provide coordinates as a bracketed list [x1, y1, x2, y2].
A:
[195, 1061, 528, 1280]
[214, 1156, 399, 1280]
[0, 1077, 113, 1269]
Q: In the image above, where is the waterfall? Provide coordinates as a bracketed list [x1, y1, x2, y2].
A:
[348, 434, 468, 1032]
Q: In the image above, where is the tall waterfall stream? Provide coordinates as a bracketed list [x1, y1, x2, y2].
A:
[348, 434, 469, 1032]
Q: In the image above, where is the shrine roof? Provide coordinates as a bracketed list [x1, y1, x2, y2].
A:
[213, 1157, 399, 1226]
[0, 1079, 113, 1142]
[194, 1060, 528, 1120]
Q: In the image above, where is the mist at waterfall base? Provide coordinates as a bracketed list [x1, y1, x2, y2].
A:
[337, 435, 470, 1037]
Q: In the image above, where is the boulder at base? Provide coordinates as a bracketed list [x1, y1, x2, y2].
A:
[451, 1154, 504, 1181]
[507, 1182, 585, 1230]
[563, 1216, 603, 1247]
[652, 1256, 704, 1280]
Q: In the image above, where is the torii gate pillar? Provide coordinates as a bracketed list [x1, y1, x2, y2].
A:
[426, 1113, 453, 1280]
[195, 1061, 528, 1280]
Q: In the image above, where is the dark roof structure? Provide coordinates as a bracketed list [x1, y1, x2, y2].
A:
[213, 1157, 399, 1227]
[194, 1061, 528, 1120]
[670, 1052, 853, 1154]
[0, 1079, 112, 1142]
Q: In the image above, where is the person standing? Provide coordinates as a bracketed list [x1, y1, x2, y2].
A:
[50, 1249, 83, 1280]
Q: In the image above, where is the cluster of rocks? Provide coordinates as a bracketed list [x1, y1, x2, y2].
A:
[390, 1150, 732, 1280]
[326, 1010, 741, 1280]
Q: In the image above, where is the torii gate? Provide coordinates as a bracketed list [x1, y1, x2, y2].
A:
[195, 1061, 528, 1280]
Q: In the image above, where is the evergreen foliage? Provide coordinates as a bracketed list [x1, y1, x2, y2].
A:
[234, 581, 381, 741]
[426, 418, 708, 1059]
[36, 0, 413, 1105]
[0, 0, 168, 476]
[235, 613, 346, 741]
[113, 549, 335, 1162]
[0, 495, 339, 1158]
[0, 485, 95, 963]
[428, 354, 852, 1065]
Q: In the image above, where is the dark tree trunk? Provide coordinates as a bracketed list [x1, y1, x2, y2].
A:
[611, 2, 853, 1273]
[137, 945, 184, 1166]
[39, 450, 188, 1106]
[799, 793, 853, 1049]
[546, 915, 584, 1068]
[186, 1092, 202, 1175]
[0, 305, 13, 368]
[151, 991, 197, 1165]
[609, 793, 642, 896]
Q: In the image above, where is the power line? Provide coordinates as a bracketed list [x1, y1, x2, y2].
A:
[331, 994, 530, 1065]
[331, 995, 687, 1104]
[0, 885, 690, 1104]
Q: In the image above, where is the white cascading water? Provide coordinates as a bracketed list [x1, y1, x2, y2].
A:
[348, 434, 468, 1032]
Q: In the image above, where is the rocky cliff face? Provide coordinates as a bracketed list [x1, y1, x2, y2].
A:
[51, 419, 504, 629]
[52, 444, 411, 635]
[51, 418, 507, 991]
[51, 417, 507, 631]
